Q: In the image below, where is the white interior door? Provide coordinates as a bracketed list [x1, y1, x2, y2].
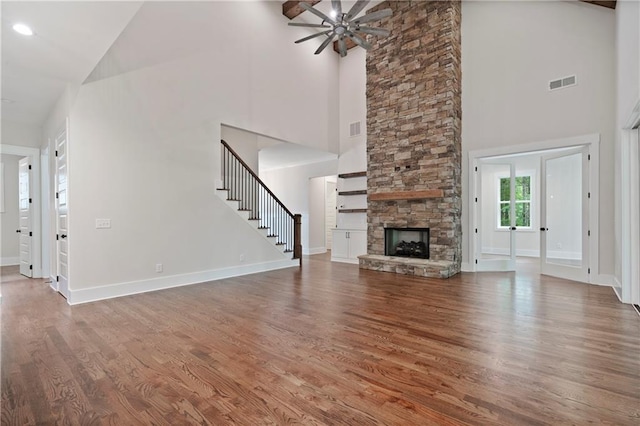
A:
[18, 157, 32, 277]
[540, 146, 589, 282]
[55, 128, 69, 298]
[325, 181, 337, 250]
[476, 161, 516, 271]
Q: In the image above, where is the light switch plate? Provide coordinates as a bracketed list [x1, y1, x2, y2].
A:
[96, 219, 111, 229]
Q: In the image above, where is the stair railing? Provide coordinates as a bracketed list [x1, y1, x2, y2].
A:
[220, 140, 301, 263]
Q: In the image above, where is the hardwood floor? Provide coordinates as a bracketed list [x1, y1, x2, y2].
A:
[1, 255, 639, 425]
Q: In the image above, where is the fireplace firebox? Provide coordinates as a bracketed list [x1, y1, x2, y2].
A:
[384, 227, 430, 259]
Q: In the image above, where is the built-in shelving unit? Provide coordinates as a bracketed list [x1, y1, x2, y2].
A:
[337, 171, 367, 214]
[333, 171, 367, 263]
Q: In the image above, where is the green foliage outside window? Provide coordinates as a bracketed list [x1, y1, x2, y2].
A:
[499, 176, 531, 227]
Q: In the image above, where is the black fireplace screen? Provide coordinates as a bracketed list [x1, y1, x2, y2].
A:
[384, 227, 430, 259]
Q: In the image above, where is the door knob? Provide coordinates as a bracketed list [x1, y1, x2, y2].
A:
[60, 234, 67, 239]
[540, 227, 548, 231]
[16, 229, 21, 233]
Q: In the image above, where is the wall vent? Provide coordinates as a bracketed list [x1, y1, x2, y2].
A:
[549, 75, 577, 91]
[349, 121, 361, 137]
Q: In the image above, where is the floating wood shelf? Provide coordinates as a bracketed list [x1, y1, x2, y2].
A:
[338, 209, 367, 213]
[338, 190, 367, 196]
[369, 190, 444, 201]
[338, 171, 366, 179]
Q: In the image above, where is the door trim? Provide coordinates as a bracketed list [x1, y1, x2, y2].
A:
[468, 133, 600, 284]
[0, 144, 42, 278]
[619, 99, 640, 304]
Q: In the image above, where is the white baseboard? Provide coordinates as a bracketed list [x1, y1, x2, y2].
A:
[1, 257, 19, 266]
[461, 262, 474, 272]
[304, 247, 327, 255]
[481, 247, 583, 260]
[67, 258, 300, 305]
[481, 247, 540, 257]
[613, 276, 623, 302]
[49, 275, 58, 292]
[590, 273, 614, 287]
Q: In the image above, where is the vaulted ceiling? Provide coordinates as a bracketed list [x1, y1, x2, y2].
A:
[282, 0, 617, 56]
[0, 1, 618, 129]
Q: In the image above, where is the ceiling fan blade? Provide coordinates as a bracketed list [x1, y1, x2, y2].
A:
[315, 32, 336, 54]
[288, 22, 331, 28]
[331, 0, 342, 16]
[353, 8, 392, 25]
[295, 30, 332, 44]
[354, 26, 390, 37]
[346, 32, 372, 50]
[301, 2, 336, 25]
[338, 36, 347, 57]
[346, 0, 370, 21]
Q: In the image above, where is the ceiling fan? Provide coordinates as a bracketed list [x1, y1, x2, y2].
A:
[288, 0, 392, 57]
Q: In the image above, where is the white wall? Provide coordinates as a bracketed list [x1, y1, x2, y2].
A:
[1, 121, 42, 148]
[615, 0, 640, 282]
[462, 1, 616, 274]
[309, 176, 328, 254]
[337, 48, 368, 231]
[260, 159, 338, 254]
[221, 125, 259, 173]
[1, 155, 21, 265]
[66, 1, 339, 294]
[616, 0, 640, 128]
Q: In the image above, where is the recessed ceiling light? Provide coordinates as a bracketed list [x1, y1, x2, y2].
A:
[13, 23, 33, 36]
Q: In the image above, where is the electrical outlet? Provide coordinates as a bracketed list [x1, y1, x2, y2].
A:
[155, 263, 163, 273]
[96, 219, 111, 229]
[239, 254, 245, 263]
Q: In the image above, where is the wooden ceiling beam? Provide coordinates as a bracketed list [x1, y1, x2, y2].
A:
[333, 37, 358, 54]
[579, 1, 616, 9]
[283, 0, 323, 20]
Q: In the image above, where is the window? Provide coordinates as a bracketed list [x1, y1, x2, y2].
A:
[498, 175, 531, 228]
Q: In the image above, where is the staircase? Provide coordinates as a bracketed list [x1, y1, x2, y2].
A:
[217, 140, 302, 264]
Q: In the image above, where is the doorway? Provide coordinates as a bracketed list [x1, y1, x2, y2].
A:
[0, 145, 42, 279]
[325, 179, 337, 250]
[470, 134, 599, 284]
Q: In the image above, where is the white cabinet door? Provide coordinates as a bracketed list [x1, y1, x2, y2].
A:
[331, 230, 350, 260]
[348, 230, 367, 258]
[331, 229, 367, 264]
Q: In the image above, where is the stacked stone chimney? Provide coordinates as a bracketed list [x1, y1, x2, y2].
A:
[359, 0, 462, 278]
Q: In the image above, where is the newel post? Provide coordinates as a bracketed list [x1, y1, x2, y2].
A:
[294, 214, 302, 265]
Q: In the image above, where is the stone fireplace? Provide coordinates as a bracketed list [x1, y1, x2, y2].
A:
[358, 0, 462, 279]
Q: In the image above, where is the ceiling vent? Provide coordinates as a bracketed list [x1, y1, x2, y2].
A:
[549, 75, 577, 91]
[349, 121, 361, 137]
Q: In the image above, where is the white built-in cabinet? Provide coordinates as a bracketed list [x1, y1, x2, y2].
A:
[331, 229, 367, 264]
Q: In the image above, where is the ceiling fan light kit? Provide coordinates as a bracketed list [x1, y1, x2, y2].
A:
[288, 0, 392, 57]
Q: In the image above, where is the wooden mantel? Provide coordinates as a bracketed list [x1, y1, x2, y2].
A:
[369, 190, 444, 201]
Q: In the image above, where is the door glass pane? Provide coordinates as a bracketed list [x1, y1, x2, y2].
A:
[545, 153, 582, 267]
[480, 163, 512, 260]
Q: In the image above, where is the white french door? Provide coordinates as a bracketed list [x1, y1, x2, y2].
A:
[55, 127, 69, 298]
[540, 146, 589, 282]
[18, 157, 32, 277]
[476, 161, 516, 271]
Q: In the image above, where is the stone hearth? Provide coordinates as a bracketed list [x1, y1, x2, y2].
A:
[359, 0, 462, 279]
